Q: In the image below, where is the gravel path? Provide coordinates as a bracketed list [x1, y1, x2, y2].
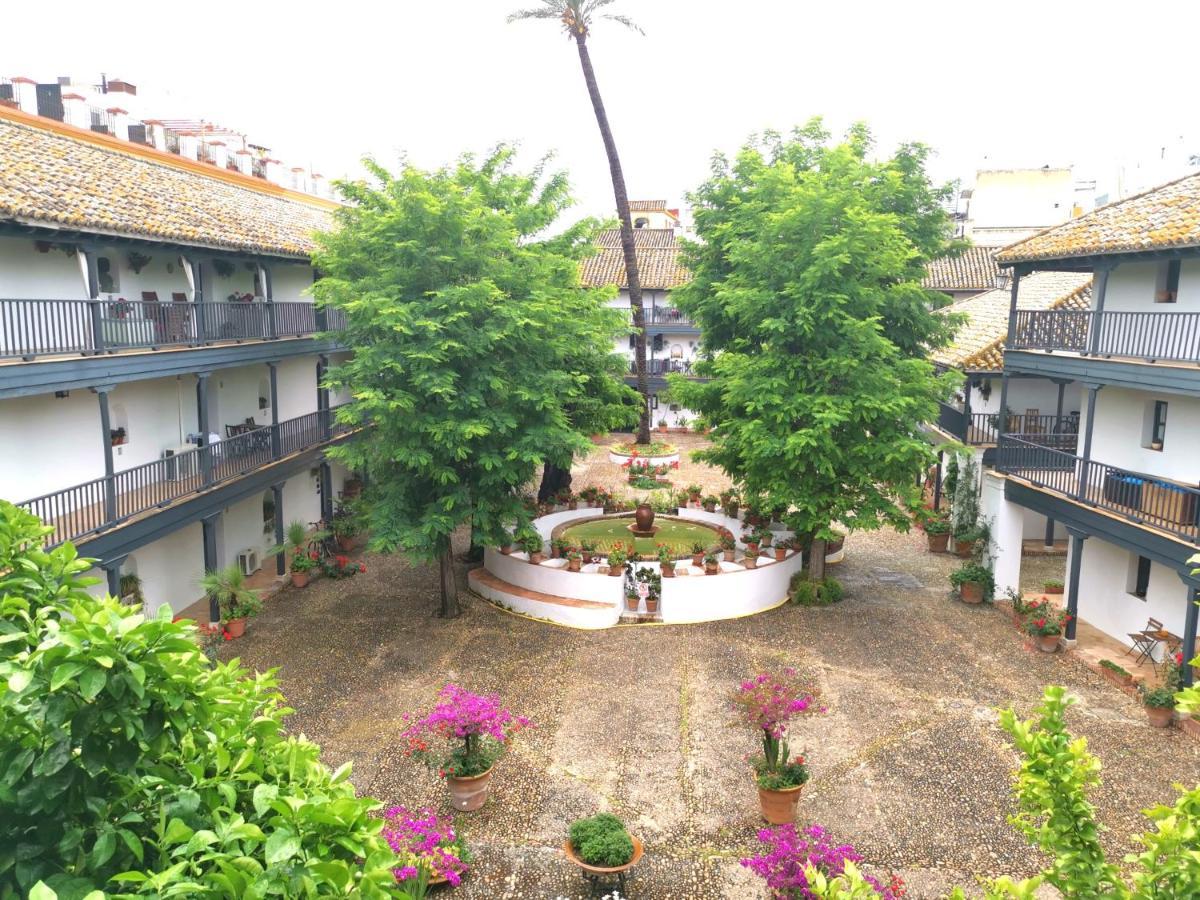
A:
[222, 441, 1198, 899]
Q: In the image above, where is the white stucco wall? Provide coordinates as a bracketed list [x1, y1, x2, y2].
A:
[271, 263, 314, 302]
[1084, 387, 1200, 482]
[84, 522, 206, 618]
[0, 235, 87, 299]
[0, 389, 105, 502]
[275, 356, 319, 421]
[1103, 260, 1200, 313]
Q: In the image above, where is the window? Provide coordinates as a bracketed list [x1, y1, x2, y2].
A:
[1127, 554, 1152, 599]
[97, 256, 118, 293]
[1155, 260, 1181, 303]
[1143, 399, 1168, 450]
[634, 217, 649, 228]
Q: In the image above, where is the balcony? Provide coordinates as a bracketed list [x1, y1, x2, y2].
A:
[19, 405, 352, 547]
[1011, 309, 1200, 365]
[645, 307, 693, 327]
[629, 358, 697, 377]
[997, 436, 1200, 543]
[935, 403, 1078, 451]
[0, 298, 345, 362]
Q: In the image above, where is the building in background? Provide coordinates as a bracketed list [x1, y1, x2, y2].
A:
[0, 102, 355, 623]
[954, 167, 1078, 247]
[984, 171, 1200, 686]
[0, 72, 332, 198]
[922, 246, 1006, 303]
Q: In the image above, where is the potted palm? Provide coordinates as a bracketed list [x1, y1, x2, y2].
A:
[733, 669, 818, 824]
[268, 520, 325, 588]
[402, 684, 530, 810]
[949, 563, 994, 605]
[563, 813, 643, 888]
[200, 564, 263, 638]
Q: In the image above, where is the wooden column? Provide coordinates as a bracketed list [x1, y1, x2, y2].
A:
[1064, 528, 1088, 641]
[319, 461, 333, 521]
[1180, 575, 1199, 688]
[196, 372, 213, 485]
[202, 512, 220, 623]
[1086, 266, 1111, 356]
[272, 482, 286, 576]
[94, 384, 117, 523]
[268, 360, 281, 458]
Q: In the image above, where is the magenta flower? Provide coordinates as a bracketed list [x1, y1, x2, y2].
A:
[742, 824, 905, 898]
[381, 806, 469, 886]
[401, 684, 531, 777]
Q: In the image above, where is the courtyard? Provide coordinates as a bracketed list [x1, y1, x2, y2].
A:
[220, 439, 1200, 899]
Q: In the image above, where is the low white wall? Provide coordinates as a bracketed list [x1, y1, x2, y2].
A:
[608, 451, 680, 466]
[659, 551, 803, 624]
[485, 548, 621, 606]
[468, 568, 621, 630]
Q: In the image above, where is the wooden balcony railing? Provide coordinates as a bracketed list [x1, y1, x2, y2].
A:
[19, 404, 353, 546]
[645, 307, 693, 326]
[935, 405, 1078, 451]
[997, 436, 1200, 542]
[629, 358, 696, 376]
[0, 298, 345, 361]
[1011, 309, 1200, 364]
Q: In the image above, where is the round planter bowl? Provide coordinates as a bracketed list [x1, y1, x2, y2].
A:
[927, 532, 950, 553]
[563, 835, 643, 877]
[758, 782, 804, 825]
[1145, 705, 1174, 728]
[959, 581, 984, 604]
[290, 571, 309, 589]
[224, 617, 246, 639]
[1037, 634, 1060, 653]
[446, 766, 494, 811]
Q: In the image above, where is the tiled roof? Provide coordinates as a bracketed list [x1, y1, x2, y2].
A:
[932, 271, 1092, 371]
[922, 247, 1001, 292]
[997, 171, 1200, 264]
[628, 200, 668, 212]
[0, 110, 333, 258]
[580, 227, 690, 290]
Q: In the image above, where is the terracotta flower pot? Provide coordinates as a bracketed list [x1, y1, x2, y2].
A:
[1038, 634, 1060, 653]
[646, 598, 659, 613]
[743, 555, 758, 569]
[499, 545, 513, 555]
[290, 571, 309, 588]
[826, 535, 844, 554]
[954, 542, 974, 559]
[529, 551, 544, 565]
[224, 617, 246, 638]
[1145, 705, 1174, 728]
[758, 782, 804, 825]
[1044, 585, 1064, 595]
[705, 562, 719, 575]
[446, 766, 494, 811]
[775, 546, 788, 561]
[703, 503, 717, 512]
[692, 552, 704, 567]
[568, 558, 581, 572]
[609, 564, 626, 578]
[726, 505, 739, 519]
[927, 532, 950, 553]
[724, 549, 736, 562]
[959, 581, 984, 604]
[563, 835, 643, 878]
[336, 534, 356, 552]
[744, 542, 760, 557]
[625, 595, 639, 611]
[661, 562, 675, 577]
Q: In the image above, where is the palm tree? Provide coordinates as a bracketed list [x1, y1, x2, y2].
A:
[509, 0, 652, 444]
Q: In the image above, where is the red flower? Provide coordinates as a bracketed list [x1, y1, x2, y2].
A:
[1035, 618, 1046, 628]
[223, 632, 232, 641]
[359, 564, 367, 573]
[1176, 652, 1184, 665]
[336, 555, 349, 567]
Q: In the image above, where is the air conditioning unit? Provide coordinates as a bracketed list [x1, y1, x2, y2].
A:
[237, 548, 260, 577]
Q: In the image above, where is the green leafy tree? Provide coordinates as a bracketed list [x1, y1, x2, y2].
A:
[509, 0, 653, 444]
[669, 122, 960, 578]
[313, 148, 633, 616]
[0, 502, 403, 898]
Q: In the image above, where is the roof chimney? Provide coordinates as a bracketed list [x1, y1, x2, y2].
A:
[106, 79, 137, 96]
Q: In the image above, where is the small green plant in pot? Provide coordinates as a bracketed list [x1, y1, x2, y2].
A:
[200, 564, 263, 638]
[519, 529, 544, 564]
[1044, 579, 1064, 595]
[924, 515, 951, 553]
[1022, 599, 1071, 653]
[565, 813, 640, 876]
[703, 549, 721, 575]
[1139, 660, 1180, 728]
[949, 562, 994, 605]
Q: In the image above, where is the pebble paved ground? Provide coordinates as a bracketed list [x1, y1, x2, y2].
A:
[222, 438, 1198, 900]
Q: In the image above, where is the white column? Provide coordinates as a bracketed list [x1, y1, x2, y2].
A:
[106, 107, 129, 140]
[11, 77, 37, 113]
[233, 150, 253, 175]
[981, 471, 1023, 599]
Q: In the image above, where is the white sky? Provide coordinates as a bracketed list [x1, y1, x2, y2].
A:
[4, 0, 1199, 219]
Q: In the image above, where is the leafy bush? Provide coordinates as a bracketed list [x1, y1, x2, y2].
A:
[0, 502, 402, 898]
[1099, 659, 1130, 678]
[949, 562, 994, 600]
[923, 517, 951, 535]
[568, 813, 634, 868]
[790, 574, 844, 607]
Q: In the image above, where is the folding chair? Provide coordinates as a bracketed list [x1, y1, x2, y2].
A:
[1127, 617, 1164, 665]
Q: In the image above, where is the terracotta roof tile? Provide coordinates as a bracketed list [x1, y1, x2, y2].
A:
[922, 247, 1001, 292]
[932, 272, 1092, 371]
[997, 171, 1200, 264]
[0, 114, 331, 258]
[580, 228, 690, 290]
[628, 200, 668, 212]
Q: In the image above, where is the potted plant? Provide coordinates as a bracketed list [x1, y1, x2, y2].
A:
[686, 484, 703, 507]
[563, 813, 643, 888]
[721, 532, 737, 562]
[733, 668, 819, 824]
[200, 564, 263, 639]
[824, 529, 844, 556]
[330, 501, 362, 552]
[924, 516, 951, 553]
[566, 548, 583, 572]
[401, 684, 530, 811]
[1044, 579, 1065, 595]
[774, 541, 790, 562]
[268, 520, 325, 588]
[580, 540, 599, 564]
[690, 541, 706, 567]
[289, 551, 319, 588]
[498, 530, 514, 555]
[607, 544, 628, 578]
[952, 524, 983, 559]
[519, 531, 544, 564]
[949, 562, 994, 605]
[720, 489, 740, 519]
[657, 543, 676, 577]
[632, 567, 662, 613]
[1023, 601, 1072, 652]
[550, 537, 571, 559]
[742, 530, 761, 558]
[1140, 683, 1177, 728]
[380, 805, 470, 892]
[703, 549, 720, 575]
[117, 572, 143, 606]
[657, 416, 669, 433]
[1098, 659, 1134, 688]
[702, 495, 719, 512]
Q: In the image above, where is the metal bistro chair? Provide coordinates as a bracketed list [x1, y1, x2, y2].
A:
[1127, 617, 1165, 666]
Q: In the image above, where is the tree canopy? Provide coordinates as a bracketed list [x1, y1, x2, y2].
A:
[312, 148, 637, 614]
[668, 122, 961, 574]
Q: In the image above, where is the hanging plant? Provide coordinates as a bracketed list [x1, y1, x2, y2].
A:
[127, 251, 152, 274]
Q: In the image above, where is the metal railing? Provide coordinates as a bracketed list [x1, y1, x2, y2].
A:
[967, 412, 1078, 446]
[1011, 309, 1200, 364]
[645, 307, 693, 326]
[998, 436, 1200, 542]
[0, 298, 345, 360]
[19, 404, 353, 546]
[936, 402, 966, 440]
[630, 358, 695, 376]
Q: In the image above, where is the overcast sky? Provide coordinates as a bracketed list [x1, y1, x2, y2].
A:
[4, 0, 1198, 219]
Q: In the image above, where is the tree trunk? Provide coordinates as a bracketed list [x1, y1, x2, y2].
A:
[538, 462, 573, 503]
[809, 538, 827, 582]
[438, 544, 460, 618]
[574, 34, 651, 444]
[464, 524, 484, 564]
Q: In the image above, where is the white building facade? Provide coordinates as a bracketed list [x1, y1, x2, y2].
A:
[985, 172, 1200, 685]
[0, 103, 355, 623]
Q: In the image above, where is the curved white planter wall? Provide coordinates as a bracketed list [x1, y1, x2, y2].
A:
[608, 451, 680, 467]
[659, 550, 804, 624]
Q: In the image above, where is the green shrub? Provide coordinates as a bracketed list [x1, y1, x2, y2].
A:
[568, 813, 634, 868]
[789, 574, 844, 607]
[0, 501, 402, 898]
[949, 562, 995, 600]
[1099, 659, 1130, 678]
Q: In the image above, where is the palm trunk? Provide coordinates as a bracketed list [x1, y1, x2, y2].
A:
[574, 33, 651, 444]
[438, 543, 460, 618]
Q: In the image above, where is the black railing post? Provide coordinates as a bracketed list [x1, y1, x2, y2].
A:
[1064, 529, 1087, 642]
[267, 360, 281, 459]
[88, 300, 106, 356]
[1086, 267, 1111, 356]
[197, 372, 213, 486]
[1180, 577, 1199, 688]
[94, 385, 117, 524]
